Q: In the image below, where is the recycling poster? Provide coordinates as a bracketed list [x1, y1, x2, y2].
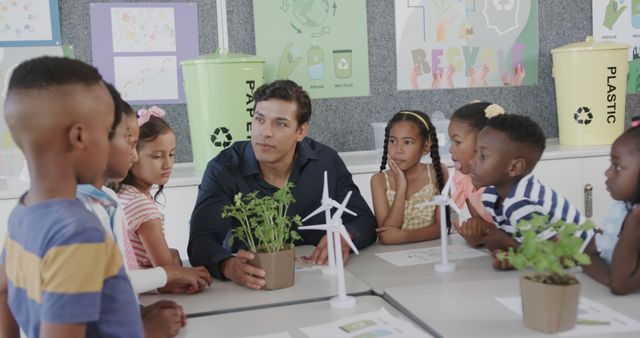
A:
[592, 0, 640, 93]
[395, 0, 539, 90]
[253, 0, 370, 99]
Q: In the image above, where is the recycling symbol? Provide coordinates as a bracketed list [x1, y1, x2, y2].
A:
[210, 127, 233, 148]
[337, 58, 349, 70]
[573, 106, 593, 125]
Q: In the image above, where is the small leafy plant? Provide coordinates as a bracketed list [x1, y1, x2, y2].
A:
[501, 215, 595, 285]
[222, 182, 302, 253]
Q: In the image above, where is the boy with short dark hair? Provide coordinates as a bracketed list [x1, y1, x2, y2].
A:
[470, 114, 592, 268]
[0, 56, 142, 338]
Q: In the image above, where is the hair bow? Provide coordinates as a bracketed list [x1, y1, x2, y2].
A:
[137, 106, 166, 126]
[484, 104, 505, 118]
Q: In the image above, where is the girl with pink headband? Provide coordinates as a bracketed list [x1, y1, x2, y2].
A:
[114, 107, 198, 286]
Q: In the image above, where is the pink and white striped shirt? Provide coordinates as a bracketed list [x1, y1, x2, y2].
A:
[118, 184, 164, 268]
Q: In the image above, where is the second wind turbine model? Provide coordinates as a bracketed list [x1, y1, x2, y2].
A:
[417, 175, 461, 272]
[299, 171, 359, 308]
[301, 171, 356, 275]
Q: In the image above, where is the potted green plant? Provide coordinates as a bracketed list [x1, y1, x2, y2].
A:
[500, 215, 594, 333]
[223, 182, 302, 290]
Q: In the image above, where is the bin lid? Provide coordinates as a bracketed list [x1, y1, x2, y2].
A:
[181, 51, 264, 65]
[551, 36, 629, 54]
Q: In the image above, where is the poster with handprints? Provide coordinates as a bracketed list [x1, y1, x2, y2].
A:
[114, 56, 178, 101]
[592, 0, 640, 93]
[90, 3, 198, 104]
[0, 0, 61, 46]
[395, 0, 539, 90]
[111, 7, 176, 52]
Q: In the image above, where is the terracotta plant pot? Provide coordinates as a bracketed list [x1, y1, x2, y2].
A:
[250, 248, 295, 290]
[520, 275, 581, 333]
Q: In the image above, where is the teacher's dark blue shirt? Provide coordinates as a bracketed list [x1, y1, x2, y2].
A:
[188, 138, 377, 279]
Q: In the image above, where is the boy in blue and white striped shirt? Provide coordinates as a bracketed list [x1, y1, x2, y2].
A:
[470, 114, 593, 269]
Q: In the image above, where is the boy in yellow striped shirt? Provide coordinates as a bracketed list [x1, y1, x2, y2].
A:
[0, 57, 142, 338]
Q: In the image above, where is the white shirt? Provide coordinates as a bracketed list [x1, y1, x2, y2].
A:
[595, 201, 627, 264]
[77, 185, 167, 295]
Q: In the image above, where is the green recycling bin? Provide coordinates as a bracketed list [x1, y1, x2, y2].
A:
[182, 52, 264, 173]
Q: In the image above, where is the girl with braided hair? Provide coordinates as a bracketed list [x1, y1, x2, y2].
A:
[370, 110, 449, 244]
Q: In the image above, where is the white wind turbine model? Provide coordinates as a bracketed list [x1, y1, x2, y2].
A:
[301, 171, 356, 275]
[299, 174, 359, 309]
[416, 175, 461, 272]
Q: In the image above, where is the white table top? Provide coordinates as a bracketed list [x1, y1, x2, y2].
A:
[346, 233, 513, 295]
[384, 272, 640, 338]
[140, 246, 371, 316]
[176, 295, 431, 338]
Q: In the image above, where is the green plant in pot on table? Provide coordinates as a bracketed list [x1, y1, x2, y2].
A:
[222, 182, 302, 290]
[500, 214, 595, 333]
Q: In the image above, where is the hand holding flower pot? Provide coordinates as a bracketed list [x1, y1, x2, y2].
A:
[223, 183, 302, 290]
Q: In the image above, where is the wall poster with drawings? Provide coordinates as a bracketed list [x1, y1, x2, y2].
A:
[0, 0, 61, 46]
[90, 2, 198, 104]
[593, 0, 640, 93]
[253, 0, 370, 99]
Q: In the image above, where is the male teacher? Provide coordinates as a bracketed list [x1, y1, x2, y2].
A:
[188, 80, 377, 289]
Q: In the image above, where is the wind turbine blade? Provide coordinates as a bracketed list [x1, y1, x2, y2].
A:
[338, 226, 359, 255]
[330, 199, 357, 216]
[332, 191, 354, 219]
[441, 175, 453, 196]
[299, 224, 332, 231]
[340, 191, 352, 208]
[329, 200, 341, 208]
[322, 171, 329, 200]
[302, 205, 330, 222]
[447, 199, 462, 214]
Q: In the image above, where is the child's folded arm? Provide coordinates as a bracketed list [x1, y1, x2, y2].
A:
[483, 229, 519, 251]
[403, 224, 441, 243]
[377, 222, 441, 245]
[455, 216, 495, 247]
[581, 238, 612, 286]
